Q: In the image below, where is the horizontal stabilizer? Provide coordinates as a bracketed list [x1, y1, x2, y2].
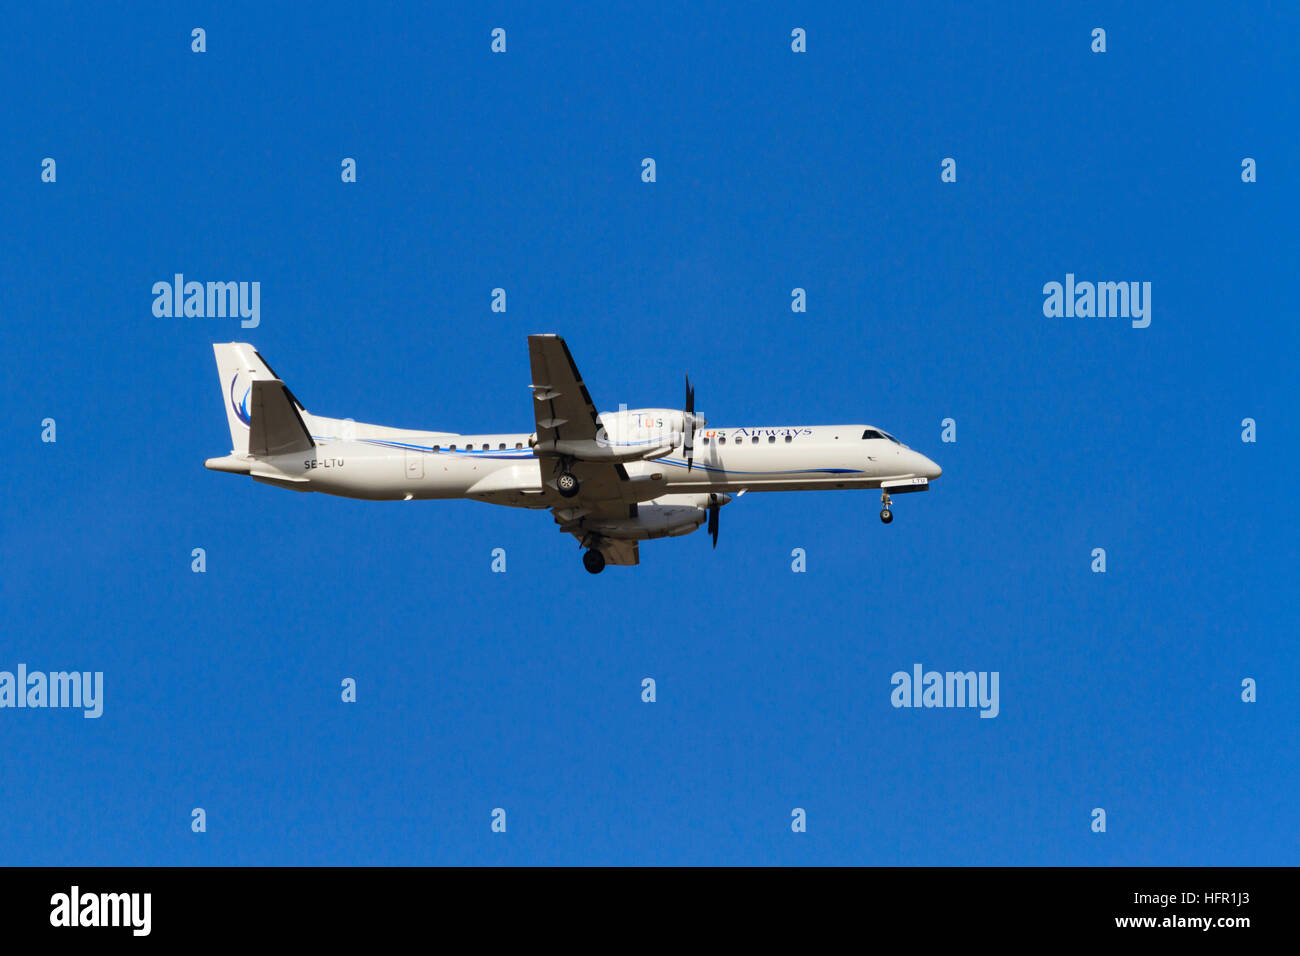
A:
[249, 380, 315, 457]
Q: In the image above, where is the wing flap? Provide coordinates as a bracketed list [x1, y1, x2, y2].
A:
[600, 540, 640, 566]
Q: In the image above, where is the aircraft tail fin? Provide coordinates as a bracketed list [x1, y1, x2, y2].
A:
[212, 343, 313, 456]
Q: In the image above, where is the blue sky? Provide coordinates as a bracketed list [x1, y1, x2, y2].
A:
[2, 2, 1296, 865]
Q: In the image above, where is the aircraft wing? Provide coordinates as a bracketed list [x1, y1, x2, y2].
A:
[528, 334, 631, 516]
[528, 334, 601, 446]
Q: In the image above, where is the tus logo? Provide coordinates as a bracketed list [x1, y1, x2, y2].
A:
[50, 886, 151, 936]
[152, 273, 260, 328]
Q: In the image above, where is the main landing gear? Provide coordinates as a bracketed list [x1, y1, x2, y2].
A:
[557, 471, 580, 498]
[583, 549, 606, 574]
[555, 459, 580, 499]
[880, 490, 893, 524]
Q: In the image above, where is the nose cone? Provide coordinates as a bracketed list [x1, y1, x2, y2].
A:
[917, 453, 942, 480]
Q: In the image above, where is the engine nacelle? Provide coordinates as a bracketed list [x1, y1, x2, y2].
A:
[582, 492, 730, 541]
[601, 408, 684, 438]
[538, 408, 687, 462]
[654, 492, 731, 511]
[584, 504, 707, 541]
[598, 408, 688, 449]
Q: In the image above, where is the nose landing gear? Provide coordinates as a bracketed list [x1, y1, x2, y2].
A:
[880, 490, 893, 524]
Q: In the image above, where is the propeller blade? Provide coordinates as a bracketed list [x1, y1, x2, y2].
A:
[708, 494, 719, 548]
[683, 374, 696, 471]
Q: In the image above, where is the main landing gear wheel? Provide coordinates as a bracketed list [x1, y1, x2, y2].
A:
[556, 471, 580, 498]
[583, 549, 606, 574]
[880, 490, 893, 524]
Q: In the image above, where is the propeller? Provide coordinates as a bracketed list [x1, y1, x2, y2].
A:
[682, 375, 703, 471]
[707, 493, 720, 548]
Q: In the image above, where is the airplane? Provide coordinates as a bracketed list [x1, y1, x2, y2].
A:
[205, 336, 942, 573]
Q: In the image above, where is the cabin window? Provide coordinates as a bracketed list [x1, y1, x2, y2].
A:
[784, 435, 792, 443]
[499, 443, 506, 450]
[702, 437, 710, 445]
[719, 437, 726, 444]
[433, 445, 440, 452]
[752, 435, 759, 443]
[768, 435, 776, 443]
[515, 442, 523, 449]
[450, 444, 457, 451]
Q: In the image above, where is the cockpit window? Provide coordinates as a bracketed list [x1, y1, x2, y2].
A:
[863, 429, 905, 445]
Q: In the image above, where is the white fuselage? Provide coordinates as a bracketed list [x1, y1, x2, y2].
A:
[209, 415, 943, 508]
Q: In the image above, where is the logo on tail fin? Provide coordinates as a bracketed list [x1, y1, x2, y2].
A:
[229, 373, 252, 426]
